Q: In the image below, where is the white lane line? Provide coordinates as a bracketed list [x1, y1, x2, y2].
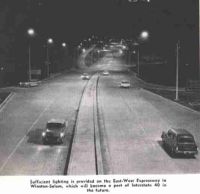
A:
[0, 93, 16, 112]
[0, 101, 53, 173]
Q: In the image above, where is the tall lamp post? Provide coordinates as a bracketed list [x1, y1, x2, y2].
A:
[27, 28, 35, 81]
[175, 41, 180, 101]
[133, 42, 140, 75]
[46, 38, 54, 77]
[133, 30, 149, 77]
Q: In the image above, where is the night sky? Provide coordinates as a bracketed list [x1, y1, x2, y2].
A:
[1, 0, 199, 61]
[29, 0, 198, 44]
[0, 0, 199, 84]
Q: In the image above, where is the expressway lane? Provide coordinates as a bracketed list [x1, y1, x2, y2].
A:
[0, 56, 199, 175]
[98, 72, 200, 174]
[0, 72, 88, 175]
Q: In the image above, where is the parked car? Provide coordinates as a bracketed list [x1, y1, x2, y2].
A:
[102, 71, 110, 76]
[19, 81, 40, 87]
[161, 128, 198, 157]
[42, 119, 67, 144]
[81, 73, 90, 80]
[119, 80, 131, 88]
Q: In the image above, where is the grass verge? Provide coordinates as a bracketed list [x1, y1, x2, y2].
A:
[147, 89, 200, 112]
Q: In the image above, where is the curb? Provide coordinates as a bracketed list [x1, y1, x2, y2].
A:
[0, 92, 15, 111]
[141, 88, 200, 115]
[129, 71, 185, 92]
[41, 73, 62, 82]
[93, 75, 104, 174]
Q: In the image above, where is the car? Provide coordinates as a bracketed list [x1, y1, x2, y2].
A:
[102, 71, 110, 76]
[81, 73, 90, 80]
[42, 119, 67, 144]
[119, 80, 131, 88]
[19, 81, 40, 87]
[161, 128, 198, 157]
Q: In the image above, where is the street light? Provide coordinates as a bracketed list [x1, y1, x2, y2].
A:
[46, 38, 54, 77]
[134, 30, 150, 76]
[140, 30, 149, 41]
[27, 28, 35, 37]
[62, 42, 66, 47]
[175, 41, 180, 101]
[133, 42, 140, 76]
[27, 28, 36, 81]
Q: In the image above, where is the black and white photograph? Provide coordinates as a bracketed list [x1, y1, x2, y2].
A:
[0, 0, 199, 193]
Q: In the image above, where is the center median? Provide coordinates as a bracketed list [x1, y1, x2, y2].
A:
[66, 74, 103, 175]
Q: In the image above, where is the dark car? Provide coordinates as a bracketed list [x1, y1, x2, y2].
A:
[42, 119, 67, 144]
[161, 128, 198, 157]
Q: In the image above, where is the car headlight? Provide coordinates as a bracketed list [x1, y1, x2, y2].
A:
[42, 132, 46, 137]
[60, 132, 64, 138]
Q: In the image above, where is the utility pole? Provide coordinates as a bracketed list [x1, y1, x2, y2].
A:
[28, 44, 31, 81]
[46, 45, 50, 77]
[27, 28, 35, 81]
[175, 41, 180, 101]
[137, 47, 140, 76]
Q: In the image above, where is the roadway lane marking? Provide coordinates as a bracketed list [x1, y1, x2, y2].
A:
[0, 93, 16, 113]
[0, 101, 53, 173]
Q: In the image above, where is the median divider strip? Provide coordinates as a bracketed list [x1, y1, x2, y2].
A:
[63, 79, 89, 175]
[93, 75, 104, 174]
[96, 80, 113, 174]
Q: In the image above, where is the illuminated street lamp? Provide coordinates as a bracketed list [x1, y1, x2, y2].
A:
[46, 38, 54, 77]
[140, 30, 149, 41]
[134, 30, 150, 76]
[27, 28, 35, 37]
[27, 28, 36, 81]
[47, 38, 53, 44]
[62, 42, 66, 47]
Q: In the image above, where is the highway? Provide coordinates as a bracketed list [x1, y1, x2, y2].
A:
[0, 72, 87, 175]
[0, 57, 200, 175]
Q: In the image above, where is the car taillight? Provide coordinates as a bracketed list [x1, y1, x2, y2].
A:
[42, 132, 46, 137]
[60, 132, 64, 137]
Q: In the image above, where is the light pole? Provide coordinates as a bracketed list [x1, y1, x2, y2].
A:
[175, 41, 180, 101]
[133, 42, 140, 76]
[46, 38, 54, 77]
[27, 28, 35, 81]
[134, 30, 149, 77]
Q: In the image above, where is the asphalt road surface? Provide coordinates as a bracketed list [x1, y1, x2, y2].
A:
[0, 72, 87, 175]
[0, 57, 199, 175]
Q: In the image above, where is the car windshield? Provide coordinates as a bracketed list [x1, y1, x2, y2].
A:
[122, 81, 129, 83]
[47, 123, 63, 130]
[178, 136, 194, 143]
